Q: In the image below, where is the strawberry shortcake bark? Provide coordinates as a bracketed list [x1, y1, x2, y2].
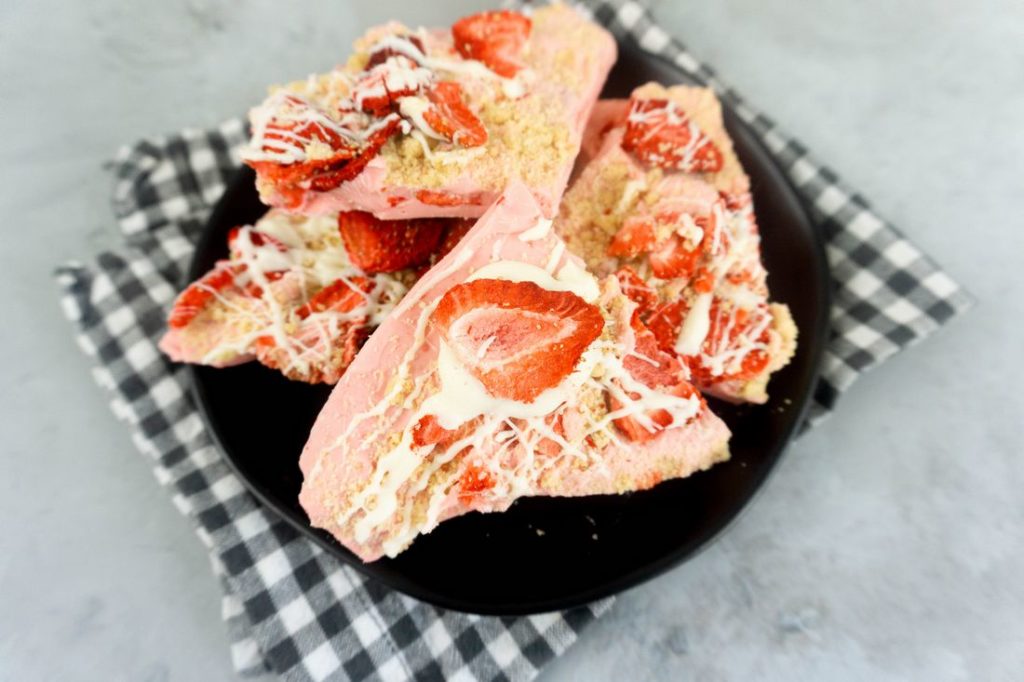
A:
[159, 210, 467, 383]
[240, 5, 616, 219]
[556, 84, 797, 403]
[298, 181, 731, 561]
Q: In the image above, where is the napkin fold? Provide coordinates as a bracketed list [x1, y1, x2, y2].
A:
[55, 1, 972, 679]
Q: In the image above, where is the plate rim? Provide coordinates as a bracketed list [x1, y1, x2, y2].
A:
[188, 37, 832, 615]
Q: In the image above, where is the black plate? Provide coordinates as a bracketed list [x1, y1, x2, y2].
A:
[190, 38, 831, 615]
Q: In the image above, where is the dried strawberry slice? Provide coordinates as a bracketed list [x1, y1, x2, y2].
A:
[411, 414, 484, 449]
[366, 34, 426, 69]
[167, 262, 246, 329]
[647, 298, 687, 355]
[648, 298, 772, 383]
[430, 279, 604, 402]
[607, 216, 657, 259]
[295, 276, 375, 319]
[435, 219, 475, 261]
[452, 10, 531, 78]
[352, 56, 432, 115]
[622, 98, 724, 173]
[648, 233, 703, 280]
[258, 95, 355, 159]
[610, 314, 701, 443]
[306, 116, 401, 192]
[338, 211, 447, 273]
[695, 303, 772, 383]
[423, 82, 488, 148]
[458, 463, 496, 501]
[614, 266, 659, 318]
[247, 114, 400, 207]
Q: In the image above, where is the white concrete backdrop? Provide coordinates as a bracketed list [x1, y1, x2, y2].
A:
[1, 1, 1021, 680]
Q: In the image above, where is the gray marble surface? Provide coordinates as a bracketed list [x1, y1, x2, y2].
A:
[2, 0, 1021, 680]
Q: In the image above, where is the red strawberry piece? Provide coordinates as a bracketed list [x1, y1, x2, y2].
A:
[621, 98, 724, 173]
[647, 211, 726, 282]
[458, 463, 496, 501]
[410, 414, 484, 449]
[295, 276, 375, 319]
[366, 34, 426, 69]
[258, 95, 356, 161]
[648, 298, 772, 383]
[430, 279, 604, 402]
[610, 314, 701, 443]
[614, 266, 659, 318]
[338, 211, 446, 273]
[452, 10, 531, 78]
[167, 262, 246, 329]
[646, 298, 687, 354]
[352, 56, 431, 115]
[247, 115, 401, 203]
[423, 82, 488, 147]
[649, 233, 703, 280]
[435, 219, 475, 261]
[306, 116, 401, 192]
[691, 304, 772, 384]
[607, 216, 657, 258]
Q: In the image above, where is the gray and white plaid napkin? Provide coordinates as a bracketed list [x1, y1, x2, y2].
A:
[55, 1, 972, 679]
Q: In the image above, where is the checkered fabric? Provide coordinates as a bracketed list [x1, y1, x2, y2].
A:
[55, 1, 972, 680]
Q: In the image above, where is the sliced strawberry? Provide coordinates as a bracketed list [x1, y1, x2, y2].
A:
[610, 315, 701, 443]
[647, 298, 687, 354]
[616, 209, 726, 283]
[452, 10, 531, 78]
[622, 98, 724, 173]
[423, 82, 488, 147]
[435, 219, 475, 261]
[691, 303, 772, 384]
[366, 34, 426, 69]
[430, 279, 604, 403]
[167, 262, 245, 329]
[648, 298, 772, 383]
[338, 211, 446, 273]
[614, 266, 659, 318]
[352, 56, 432, 115]
[649, 233, 702, 280]
[607, 216, 656, 259]
[458, 463, 496, 501]
[295, 276, 374, 319]
[410, 414, 484, 449]
[259, 95, 354, 159]
[306, 116, 401, 192]
[247, 116, 400, 205]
